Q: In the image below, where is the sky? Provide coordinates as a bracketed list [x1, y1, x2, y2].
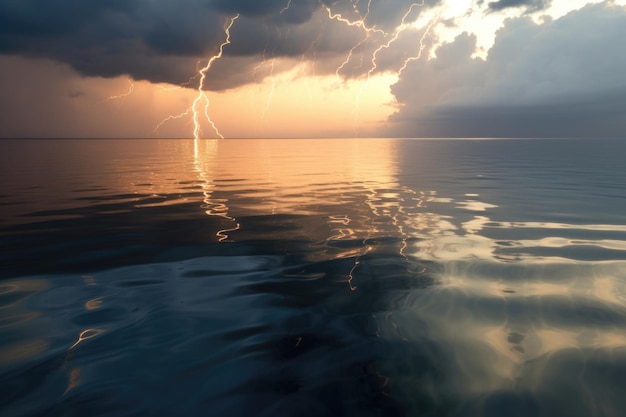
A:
[0, 0, 625, 138]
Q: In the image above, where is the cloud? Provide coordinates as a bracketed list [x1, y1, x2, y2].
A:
[387, 2, 626, 138]
[0, 54, 189, 138]
[488, 0, 551, 12]
[0, 0, 441, 90]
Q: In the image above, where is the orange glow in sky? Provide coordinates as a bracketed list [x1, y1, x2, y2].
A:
[1, 0, 624, 138]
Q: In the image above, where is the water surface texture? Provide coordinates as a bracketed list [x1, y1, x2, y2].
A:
[1, 138, 626, 416]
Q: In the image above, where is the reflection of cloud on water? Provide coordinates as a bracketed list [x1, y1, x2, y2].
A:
[456, 199, 499, 212]
[6, 139, 626, 415]
[191, 138, 399, 216]
[190, 138, 405, 258]
[355, 185, 626, 412]
[189, 139, 626, 411]
[407, 209, 626, 264]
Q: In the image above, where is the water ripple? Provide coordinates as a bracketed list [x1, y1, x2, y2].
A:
[2, 138, 626, 416]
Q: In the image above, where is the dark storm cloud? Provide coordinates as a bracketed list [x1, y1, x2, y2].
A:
[387, 2, 626, 138]
[211, 0, 290, 15]
[390, 92, 626, 138]
[0, 0, 440, 89]
[488, 0, 550, 12]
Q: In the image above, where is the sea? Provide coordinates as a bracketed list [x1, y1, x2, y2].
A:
[1, 138, 626, 417]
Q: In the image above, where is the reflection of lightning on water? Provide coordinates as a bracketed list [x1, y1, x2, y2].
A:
[347, 258, 360, 291]
[69, 328, 104, 350]
[193, 139, 240, 242]
[156, 15, 239, 139]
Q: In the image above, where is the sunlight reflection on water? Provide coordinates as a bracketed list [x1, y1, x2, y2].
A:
[1, 138, 626, 416]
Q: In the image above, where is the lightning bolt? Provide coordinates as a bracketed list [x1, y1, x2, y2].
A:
[321, 0, 386, 36]
[333, 32, 370, 85]
[398, 13, 440, 76]
[155, 14, 239, 139]
[250, 46, 268, 135]
[156, 72, 202, 93]
[154, 108, 192, 135]
[252, 23, 282, 128]
[192, 14, 239, 139]
[262, 56, 277, 120]
[280, 0, 292, 14]
[164, 66, 204, 91]
[323, 1, 425, 133]
[106, 79, 134, 100]
[329, 0, 384, 85]
[351, 0, 369, 21]
[154, 2, 439, 138]
[360, 1, 425, 94]
[322, 1, 429, 134]
[252, 47, 268, 83]
[372, 2, 424, 74]
[302, 13, 326, 78]
[263, 25, 283, 122]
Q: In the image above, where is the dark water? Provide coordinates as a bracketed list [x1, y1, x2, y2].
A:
[1, 138, 626, 417]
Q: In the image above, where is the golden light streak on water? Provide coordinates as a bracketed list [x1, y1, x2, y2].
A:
[85, 297, 103, 311]
[69, 328, 104, 350]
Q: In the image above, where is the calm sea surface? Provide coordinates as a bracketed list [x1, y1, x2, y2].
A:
[1, 138, 626, 416]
